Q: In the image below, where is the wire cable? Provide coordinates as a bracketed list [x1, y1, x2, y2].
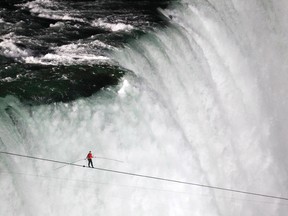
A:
[2, 170, 288, 206]
[54, 159, 84, 170]
[1, 150, 288, 201]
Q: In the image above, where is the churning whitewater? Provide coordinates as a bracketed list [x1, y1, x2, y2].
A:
[1, 0, 288, 215]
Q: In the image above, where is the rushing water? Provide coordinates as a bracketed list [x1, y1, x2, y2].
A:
[1, 0, 288, 215]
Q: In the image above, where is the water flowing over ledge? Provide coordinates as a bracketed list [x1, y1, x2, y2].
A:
[1, 0, 288, 215]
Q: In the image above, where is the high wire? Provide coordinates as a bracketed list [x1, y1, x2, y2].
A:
[2, 170, 288, 206]
[1, 150, 288, 201]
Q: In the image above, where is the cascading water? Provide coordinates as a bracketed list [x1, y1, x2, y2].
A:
[1, 0, 288, 215]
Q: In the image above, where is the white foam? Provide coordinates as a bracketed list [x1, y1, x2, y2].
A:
[21, 0, 85, 22]
[118, 79, 130, 97]
[92, 19, 134, 32]
[37, 13, 84, 22]
[0, 36, 113, 65]
[49, 21, 65, 28]
[1, 77, 14, 82]
[25, 53, 109, 65]
[89, 39, 114, 49]
[0, 38, 30, 59]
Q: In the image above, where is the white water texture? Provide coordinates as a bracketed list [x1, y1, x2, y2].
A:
[1, 0, 288, 215]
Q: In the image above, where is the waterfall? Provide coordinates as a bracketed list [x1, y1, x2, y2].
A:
[1, 0, 288, 215]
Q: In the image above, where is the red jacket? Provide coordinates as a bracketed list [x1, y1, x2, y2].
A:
[87, 153, 93, 159]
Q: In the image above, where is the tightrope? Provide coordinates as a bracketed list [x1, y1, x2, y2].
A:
[1, 150, 288, 201]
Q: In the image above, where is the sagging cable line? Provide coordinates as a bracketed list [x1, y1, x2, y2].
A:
[1, 150, 288, 202]
[55, 159, 84, 170]
[2, 171, 287, 206]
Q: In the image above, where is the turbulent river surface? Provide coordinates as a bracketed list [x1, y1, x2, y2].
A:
[0, 0, 170, 104]
[1, 0, 288, 215]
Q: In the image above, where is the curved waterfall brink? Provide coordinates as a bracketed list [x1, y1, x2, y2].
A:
[1, 0, 288, 215]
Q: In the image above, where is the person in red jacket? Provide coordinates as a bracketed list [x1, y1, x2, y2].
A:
[86, 151, 94, 168]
